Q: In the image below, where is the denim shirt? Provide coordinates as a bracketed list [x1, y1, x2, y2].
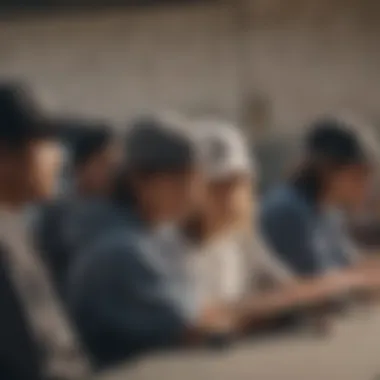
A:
[66, 202, 199, 365]
[260, 184, 357, 276]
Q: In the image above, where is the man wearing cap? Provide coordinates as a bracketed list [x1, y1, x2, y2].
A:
[34, 123, 116, 298]
[0, 83, 90, 380]
[260, 118, 380, 288]
[66, 115, 213, 366]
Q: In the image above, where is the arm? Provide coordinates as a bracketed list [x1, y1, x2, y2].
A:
[234, 269, 367, 334]
[329, 216, 380, 294]
[67, 233, 234, 351]
[248, 231, 296, 286]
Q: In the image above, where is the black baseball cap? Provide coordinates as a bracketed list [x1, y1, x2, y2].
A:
[124, 115, 198, 173]
[306, 117, 368, 165]
[0, 82, 59, 147]
[71, 124, 112, 168]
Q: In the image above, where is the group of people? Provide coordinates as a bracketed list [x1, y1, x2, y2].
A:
[2, 82, 380, 380]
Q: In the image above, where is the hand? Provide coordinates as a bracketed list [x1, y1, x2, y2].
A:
[289, 271, 360, 307]
[199, 305, 236, 334]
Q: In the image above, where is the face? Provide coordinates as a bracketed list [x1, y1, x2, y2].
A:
[0, 140, 62, 205]
[24, 140, 63, 201]
[77, 145, 118, 196]
[206, 173, 252, 227]
[330, 164, 372, 211]
[137, 167, 205, 224]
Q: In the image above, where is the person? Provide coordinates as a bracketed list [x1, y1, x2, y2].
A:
[66, 115, 211, 366]
[68, 125, 116, 198]
[177, 120, 364, 333]
[0, 83, 90, 380]
[181, 121, 295, 309]
[34, 123, 116, 296]
[260, 117, 380, 285]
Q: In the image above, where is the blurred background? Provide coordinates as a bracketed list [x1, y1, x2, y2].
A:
[3, 1, 380, 185]
[2, 0, 380, 128]
[3, 2, 380, 379]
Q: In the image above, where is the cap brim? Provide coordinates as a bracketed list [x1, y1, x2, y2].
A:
[32, 117, 84, 142]
[207, 160, 253, 181]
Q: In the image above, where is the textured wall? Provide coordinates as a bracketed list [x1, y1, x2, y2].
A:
[0, 5, 239, 124]
[247, 0, 380, 130]
[1, 0, 380, 132]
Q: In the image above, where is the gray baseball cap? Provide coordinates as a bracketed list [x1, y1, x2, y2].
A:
[124, 114, 198, 172]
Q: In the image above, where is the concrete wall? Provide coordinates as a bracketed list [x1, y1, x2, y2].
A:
[246, 0, 380, 131]
[1, 0, 380, 133]
[0, 5, 239, 124]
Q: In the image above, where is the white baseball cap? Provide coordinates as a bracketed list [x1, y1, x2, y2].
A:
[193, 120, 255, 181]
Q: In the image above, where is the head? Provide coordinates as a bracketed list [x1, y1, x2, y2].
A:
[114, 115, 204, 226]
[0, 83, 62, 208]
[292, 118, 373, 211]
[195, 121, 255, 233]
[71, 125, 116, 197]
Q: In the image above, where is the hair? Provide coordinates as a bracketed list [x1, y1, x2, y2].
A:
[71, 126, 112, 169]
[288, 116, 371, 203]
[111, 166, 136, 207]
[241, 178, 256, 232]
[289, 158, 325, 203]
[111, 162, 194, 211]
[288, 154, 357, 204]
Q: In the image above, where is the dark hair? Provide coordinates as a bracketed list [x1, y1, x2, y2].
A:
[290, 159, 326, 202]
[71, 125, 112, 168]
[111, 167, 136, 207]
[289, 117, 369, 203]
[111, 163, 191, 209]
[306, 117, 367, 165]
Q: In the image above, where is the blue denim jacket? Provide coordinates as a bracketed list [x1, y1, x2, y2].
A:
[260, 184, 357, 276]
[66, 202, 198, 365]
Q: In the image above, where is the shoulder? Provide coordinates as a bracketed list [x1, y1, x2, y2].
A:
[67, 198, 121, 225]
[67, 227, 160, 302]
[73, 223, 153, 278]
[61, 199, 125, 249]
[261, 185, 310, 222]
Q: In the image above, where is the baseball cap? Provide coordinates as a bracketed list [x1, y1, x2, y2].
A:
[194, 120, 254, 181]
[305, 117, 368, 165]
[124, 114, 198, 173]
[0, 82, 58, 146]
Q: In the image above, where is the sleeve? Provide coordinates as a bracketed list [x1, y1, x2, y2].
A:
[32, 203, 61, 256]
[31, 203, 70, 285]
[259, 202, 322, 276]
[249, 231, 296, 285]
[67, 233, 200, 350]
[335, 219, 362, 266]
[0, 251, 42, 380]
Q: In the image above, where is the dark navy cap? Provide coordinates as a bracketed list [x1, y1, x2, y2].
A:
[124, 115, 197, 173]
[306, 117, 368, 165]
[0, 82, 58, 147]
